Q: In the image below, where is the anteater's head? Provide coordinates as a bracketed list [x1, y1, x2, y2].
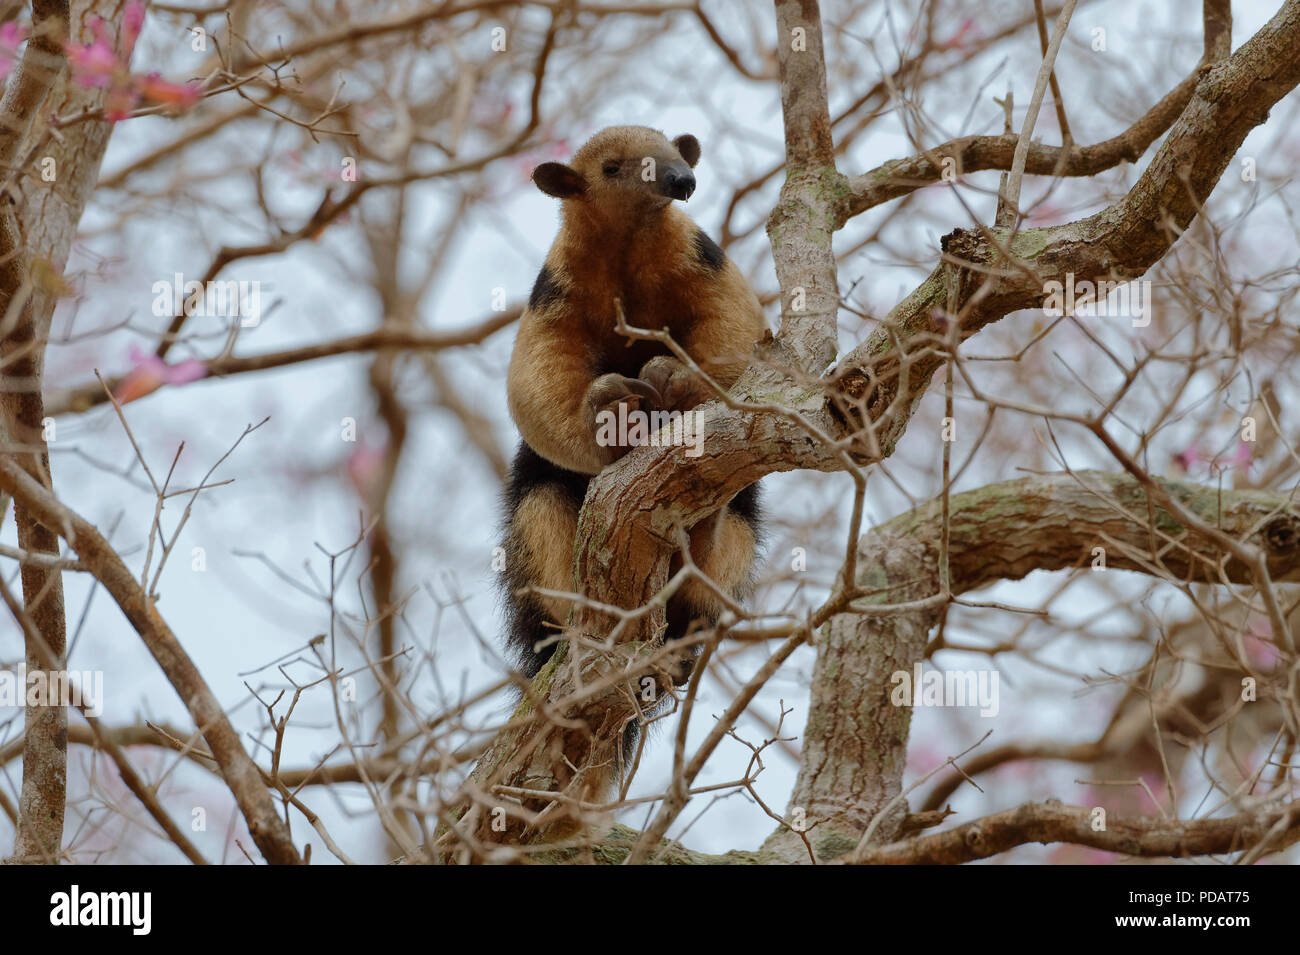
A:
[532, 126, 700, 213]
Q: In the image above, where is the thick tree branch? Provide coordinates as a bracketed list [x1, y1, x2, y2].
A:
[0, 0, 71, 864]
[835, 0, 1300, 460]
[467, 799, 1300, 865]
[1204, 0, 1232, 61]
[766, 0, 841, 374]
[839, 68, 1199, 223]
[849, 798, 1300, 865]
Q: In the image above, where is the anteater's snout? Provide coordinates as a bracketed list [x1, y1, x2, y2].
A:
[663, 168, 696, 200]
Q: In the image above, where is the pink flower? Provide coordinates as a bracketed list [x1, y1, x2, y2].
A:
[345, 442, 388, 504]
[137, 73, 202, 109]
[114, 345, 208, 403]
[1207, 439, 1253, 475]
[65, 4, 203, 123]
[1048, 844, 1115, 865]
[1244, 616, 1279, 669]
[67, 15, 125, 92]
[103, 84, 138, 122]
[0, 22, 25, 81]
[0, 21, 26, 48]
[939, 18, 981, 52]
[121, 1, 146, 58]
[67, 40, 120, 88]
[1173, 443, 1201, 472]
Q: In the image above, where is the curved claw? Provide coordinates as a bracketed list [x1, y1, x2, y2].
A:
[585, 373, 666, 465]
[620, 376, 663, 410]
[638, 356, 710, 413]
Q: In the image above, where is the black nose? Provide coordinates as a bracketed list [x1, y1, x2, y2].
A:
[664, 170, 695, 200]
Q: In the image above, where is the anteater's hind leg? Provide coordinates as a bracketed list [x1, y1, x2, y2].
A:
[500, 443, 587, 677]
[666, 482, 762, 658]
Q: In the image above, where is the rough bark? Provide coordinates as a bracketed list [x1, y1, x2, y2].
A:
[487, 801, 1300, 865]
[850, 799, 1300, 865]
[0, 0, 74, 864]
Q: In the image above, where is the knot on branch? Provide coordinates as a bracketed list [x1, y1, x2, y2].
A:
[828, 354, 896, 441]
[565, 635, 694, 707]
[1262, 515, 1300, 555]
[939, 227, 982, 259]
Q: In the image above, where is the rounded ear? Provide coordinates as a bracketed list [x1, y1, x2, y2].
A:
[533, 162, 586, 198]
[672, 134, 701, 168]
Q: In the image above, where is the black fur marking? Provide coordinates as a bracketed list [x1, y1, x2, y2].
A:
[692, 230, 726, 273]
[728, 482, 762, 528]
[501, 442, 590, 677]
[528, 265, 564, 311]
[503, 440, 590, 513]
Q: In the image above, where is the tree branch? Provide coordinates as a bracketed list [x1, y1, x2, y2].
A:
[839, 67, 1199, 223]
[0, 0, 71, 864]
[764, 469, 1300, 861]
[1204, 0, 1233, 61]
[0, 457, 302, 864]
[46, 309, 520, 416]
[849, 798, 1300, 865]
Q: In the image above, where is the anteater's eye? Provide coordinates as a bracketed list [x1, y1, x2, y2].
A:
[602, 161, 620, 177]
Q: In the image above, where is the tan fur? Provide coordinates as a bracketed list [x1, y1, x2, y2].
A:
[510, 486, 579, 627]
[675, 507, 758, 616]
[503, 127, 765, 698]
[508, 126, 767, 475]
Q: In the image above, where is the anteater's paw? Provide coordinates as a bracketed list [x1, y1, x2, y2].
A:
[585, 373, 662, 459]
[638, 356, 713, 413]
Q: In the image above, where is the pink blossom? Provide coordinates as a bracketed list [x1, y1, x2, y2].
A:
[64, 4, 202, 123]
[0, 21, 25, 81]
[137, 73, 202, 109]
[103, 84, 138, 122]
[1244, 633, 1279, 670]
[67, 36, 122, 90]
[1173, 443, 1201, 472]
[114, 345, 208, 403]
[121, 1, 146, 59]
[1208, 439, 1253, 475]
[346, 443, 388, 504]
[905, 743, 945, 775]
[939, 18, 981, 52]
[0, 21, 26, 48]
[1137, 771, 1169, 810]
[1244, 616, 1279, 669]
[1048, 844, 1116, 864]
